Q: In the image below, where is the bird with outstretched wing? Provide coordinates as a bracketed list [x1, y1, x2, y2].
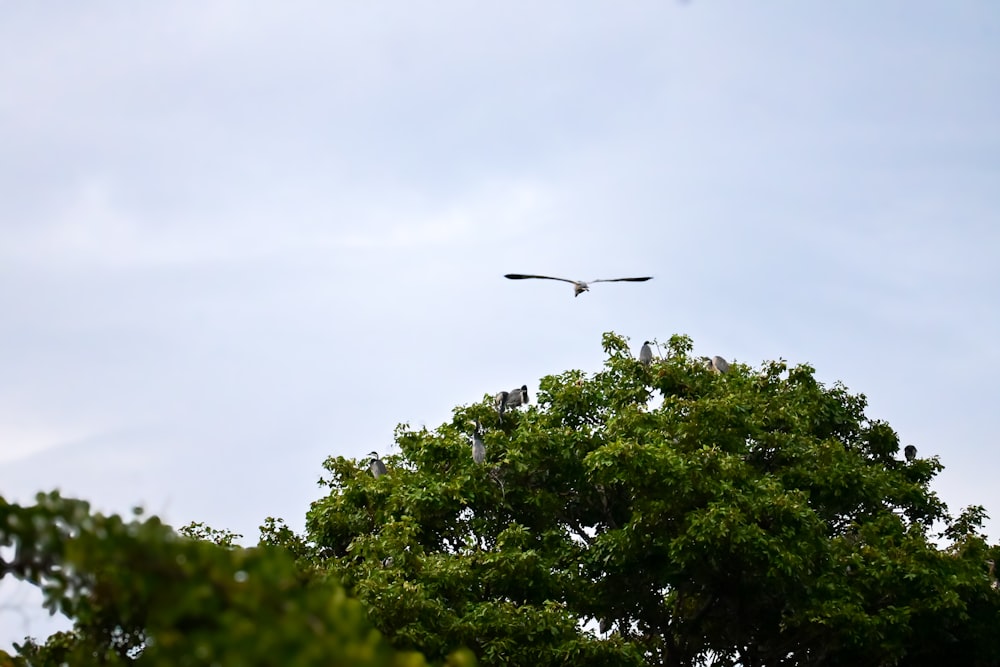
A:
[505, 273, 652, 297]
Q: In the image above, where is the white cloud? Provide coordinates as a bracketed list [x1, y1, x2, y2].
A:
[4, 174, 554, 269]
[0, 410, 103, 465]
[337, 180, 552, 249]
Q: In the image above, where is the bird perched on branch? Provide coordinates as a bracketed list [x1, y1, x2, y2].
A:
[368, 452, 387, 478]
[706, 356, 730, 374]
[504, 273, 652, 297]
[639, 341, 653, 367]
[904, 445, 917, 462]
[494, 391, 509, 423]
[506, 385, 529, 408]
[494, 385, 529, 422]
[468, 421, 486, 464]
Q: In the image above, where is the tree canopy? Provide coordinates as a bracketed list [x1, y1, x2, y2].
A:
[0, 493, 473, 667]
[3, 333, 998, 666]
[305, 333, 1000, 666]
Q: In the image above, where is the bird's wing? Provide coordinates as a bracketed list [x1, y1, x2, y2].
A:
[505, 273, 577, 284]
[589, 277, 653, 283]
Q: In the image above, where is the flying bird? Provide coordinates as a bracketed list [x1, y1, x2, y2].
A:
[368, 451, 387, 479]
[639, 341, 653, 367]
[904, 445, 917, 462]
[504, 273, 653, 297]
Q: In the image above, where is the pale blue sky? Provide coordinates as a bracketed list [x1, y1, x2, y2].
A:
[2, 1, 998, 647]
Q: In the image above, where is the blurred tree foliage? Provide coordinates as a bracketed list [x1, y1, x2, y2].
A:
[304, 333, 1000, 666]
[0, 493, 473, 667]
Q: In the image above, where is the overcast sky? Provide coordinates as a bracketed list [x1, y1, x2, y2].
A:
[2, 1, 998, 648]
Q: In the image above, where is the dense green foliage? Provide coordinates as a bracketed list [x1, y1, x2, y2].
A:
[3, 333, 998, 666]
[0, 493, 472, 667]
[305, 333, 1000, 666]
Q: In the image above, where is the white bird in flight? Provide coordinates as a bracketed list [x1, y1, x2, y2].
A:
[505, 273, 653, 297]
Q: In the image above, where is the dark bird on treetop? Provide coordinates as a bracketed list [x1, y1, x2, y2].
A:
[494, 391, 509, 423]
[368, 452, 387, 478]
[707, 356, 730, 374]
[468, 421, 486, 465]
[639, 342, 653, 367]
[504, 273, 652, 297]
[505, 385, 529, 408]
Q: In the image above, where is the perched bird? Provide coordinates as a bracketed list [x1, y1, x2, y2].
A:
[469, 421, 486, 465]
[639, 341, 653, 367]
[904, 445, 917, 462]
[707, 356, 730, 374]
[494, 390, 509, 423]
[368, 451, 387, 479]
[504, 273, 653, 297]
[506, 384, 529, 408]
[494, 385, 528, 422]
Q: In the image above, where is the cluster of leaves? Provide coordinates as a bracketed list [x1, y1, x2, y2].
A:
[0, 492, 474, 667]
[305, 333, 1000, 667]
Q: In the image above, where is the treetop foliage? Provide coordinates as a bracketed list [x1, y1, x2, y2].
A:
[305, 333, 1000, 667]
[3, 332, 998, 666]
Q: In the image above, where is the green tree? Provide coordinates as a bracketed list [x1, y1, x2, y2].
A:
[305, 333, 1000, 666]
[0, 493, 474, 667]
